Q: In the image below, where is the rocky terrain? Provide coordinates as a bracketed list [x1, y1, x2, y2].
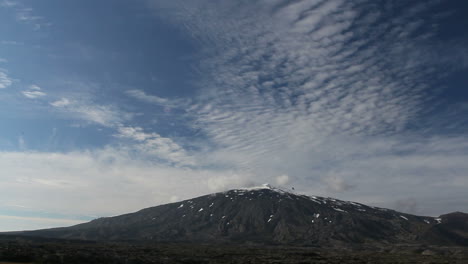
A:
[9, 185, 468, 247]
[1, 235, 468, 264]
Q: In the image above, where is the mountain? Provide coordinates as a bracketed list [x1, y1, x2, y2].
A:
[12, 184, 468, 246]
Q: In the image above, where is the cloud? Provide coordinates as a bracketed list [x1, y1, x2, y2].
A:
[0, 0, 48, 30]
[323, 174, 355, 192]
[22, 90, 47, 98]
[126, 89, 169, 105]
[0, 0, 17, 7]
[50, 98, 129, 127]
[22, 85, 47, 98]
[18, 135, 26, 150]
[0, 71, 12, 89]
[144, 0, 468, 215]
[0, 149, 251, 223]
[275, 175, 290, 186]
[50, 98, 71, 107]
[0, 58, 7, 63]
[206, 173, 256, 192]
[48, 95, 194, 166]
[126, 89, 187, 108]
[394, 198, 419, 215]
[115, 126, 196, 166]
[0, 40, 22, 45]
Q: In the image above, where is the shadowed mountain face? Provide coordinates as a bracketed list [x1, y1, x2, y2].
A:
[14, 185, 468, 246]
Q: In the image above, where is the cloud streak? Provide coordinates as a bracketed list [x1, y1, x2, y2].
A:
[0, 0, 48, 30]
[0, 70, 12, 89]
[22, 85, 47, 99]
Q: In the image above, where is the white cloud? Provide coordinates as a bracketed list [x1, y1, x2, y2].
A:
[0, 58, 7, 63]
[126, 89, 169, 105]
[18, 135, 26, 150]
[116, 126, 196, 166]
[322, 174, 354, 192]
[116, 126, 152, 141]
[0, 149, 250, 224]
[0, 71, 12, 89]
[22, 90, 47, 98]
[50, 98, 70, 107]
[28, 84, 41, 90]
[50, 98, 129, 127]
[145, 0, 468, 216]
[126, 89, 187, 108]
[22, 85, 47, 98]
[275, 175, 290, 186]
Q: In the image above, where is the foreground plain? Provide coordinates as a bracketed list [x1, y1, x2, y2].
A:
[1, 235, 467, 264]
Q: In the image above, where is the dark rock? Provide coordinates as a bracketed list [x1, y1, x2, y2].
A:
[7, 185, 468, 247]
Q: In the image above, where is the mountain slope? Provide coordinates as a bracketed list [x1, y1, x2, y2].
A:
[15, 185, 468, 246]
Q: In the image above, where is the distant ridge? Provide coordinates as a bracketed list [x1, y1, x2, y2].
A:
[10, 184, 468, 246]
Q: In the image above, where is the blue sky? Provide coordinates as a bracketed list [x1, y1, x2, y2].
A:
[1, 0, 467, 231]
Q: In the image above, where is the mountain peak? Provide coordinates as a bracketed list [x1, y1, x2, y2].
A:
[234, 183, 289, 193]
[14, 189, 468, 246]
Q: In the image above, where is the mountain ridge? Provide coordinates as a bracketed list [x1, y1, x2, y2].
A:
[8, 184, 468, 246]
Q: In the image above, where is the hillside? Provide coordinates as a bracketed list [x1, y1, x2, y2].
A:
[13, 185, 468, 246]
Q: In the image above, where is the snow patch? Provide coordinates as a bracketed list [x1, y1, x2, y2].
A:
[198, 208, 204, 212]
[177, 204, 184, 209]
[400, 215, 408, 220]
[435, 218, 442, 224]
[333, 208, 347, 213]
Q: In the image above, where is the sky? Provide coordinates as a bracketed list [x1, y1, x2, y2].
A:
[0, 0, 467, 231]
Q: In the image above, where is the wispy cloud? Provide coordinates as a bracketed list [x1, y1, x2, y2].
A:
[0, 150, 249, 220]
[148, 0, 459, 165]
[144, 0, 468, 215]
[0, 70, 12, 89]
[48, 93, 194, 166]
[0, 0, 17, 7]
[22, 85, 47, 98]
[126, 89, 188, 108]
[50, 97, 129, 127]
[126, 89, 169, 105]
[115, 126, 195, 166]
[0, 0, 49, 30]
[50, 98, 70, 107]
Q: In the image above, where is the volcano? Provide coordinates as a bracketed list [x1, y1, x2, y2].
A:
[13, 184, 468, 246]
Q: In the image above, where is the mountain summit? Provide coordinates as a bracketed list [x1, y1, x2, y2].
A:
[16, 185, 468, 246]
